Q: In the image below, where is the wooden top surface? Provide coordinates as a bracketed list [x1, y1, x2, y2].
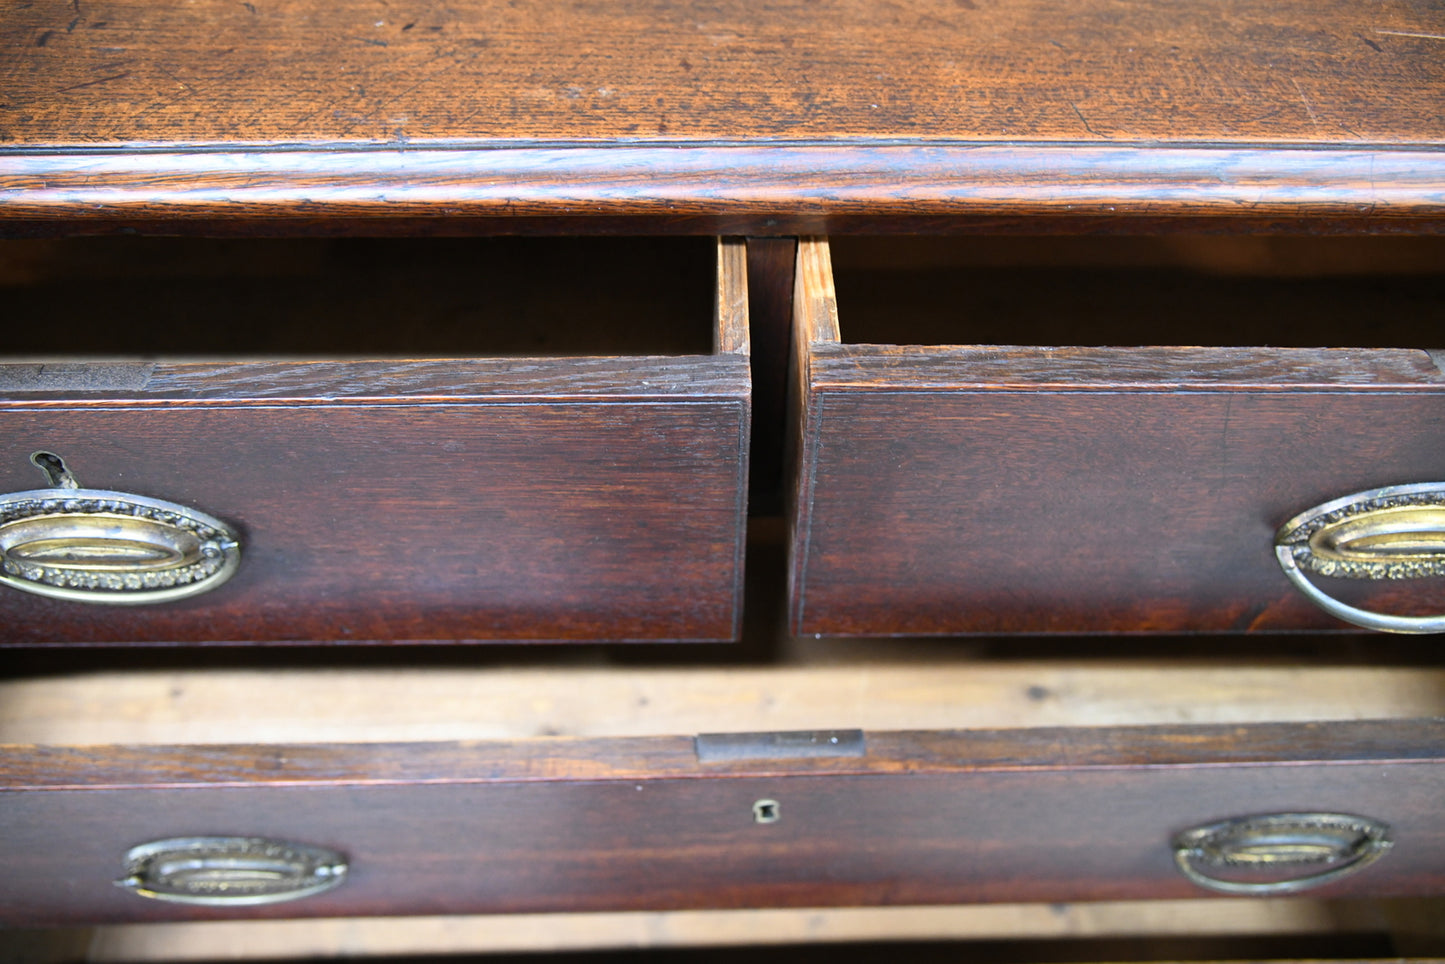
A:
[4, 0, 1444, 148]
[2, 0, 1443, 227]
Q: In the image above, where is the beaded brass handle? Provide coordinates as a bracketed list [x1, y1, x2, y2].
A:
[116, 837, 348, 906]
[0, 452, 241, 604]
[1173, 813, 1392, 896]
[1274, 482, 1445, 634]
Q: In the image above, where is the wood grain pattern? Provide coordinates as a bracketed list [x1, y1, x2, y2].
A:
[3, 146, 1443, 231]
[8, 720, 1445, 787]
[0, 241, 750, 644]
[0, 357, 750, 401]
[715, 238, 750, 356]
[790, 238, 1445, 635]
[3, 720, 1443, 923]
[4, 0, 1441, 146]
[26, 903, 1414, 961]
[0, 399, 747, 644]
[1, 0, 1444, 227]
[812, 345, 1445, 391]
[7, 664, 1445, 745]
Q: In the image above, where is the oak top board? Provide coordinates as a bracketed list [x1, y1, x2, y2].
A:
[1, 0, 1443, 226]
[5, 0, 1444, 147]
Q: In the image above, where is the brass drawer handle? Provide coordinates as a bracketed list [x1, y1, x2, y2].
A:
[0, 452, 241, 605]
[1173, 812, 1392, 896]
[115, 837, 348, 906]
[1274, 482, 1445, 634]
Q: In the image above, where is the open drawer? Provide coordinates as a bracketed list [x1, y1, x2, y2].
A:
[2, 658, 1444, 924]
[789, 237, 1445, 636]
[0, 237, 750, 643]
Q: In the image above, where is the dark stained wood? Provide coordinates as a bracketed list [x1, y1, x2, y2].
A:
[2, 146, 1443, 232]
[0, 356, 751, 400]
[0, 396, 747, 644]
[9, 720, 1445, 788]
[3, 720, 1443, 923]
[813, 346, 1445, 390]
[790, 238, 1445, 635]
[2, 0, 1444, 228]
[0, 240, 750, 645]
[1, 0, 1441, 935]
[8, 213, 1445, 240]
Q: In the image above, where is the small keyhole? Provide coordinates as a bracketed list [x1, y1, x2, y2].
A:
[30, 451, 79, 489]
[752, 799, 780, 824]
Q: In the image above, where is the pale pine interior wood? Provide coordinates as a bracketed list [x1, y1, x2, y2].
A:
[794, 238, 840, 347]
[13, 899, 1433, 962]
[2, 662, 1443, 745]
[715, 238, 751, 355]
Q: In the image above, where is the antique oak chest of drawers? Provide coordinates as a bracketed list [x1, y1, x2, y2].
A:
[2, 0, 1445, 944]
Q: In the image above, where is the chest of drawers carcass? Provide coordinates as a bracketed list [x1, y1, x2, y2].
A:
[2, 0, 1445, 947]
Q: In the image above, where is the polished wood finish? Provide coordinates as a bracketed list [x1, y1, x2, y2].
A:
[0, 239, 750, 644]
[4, 146, 1444, 235]
[3, 719, 1443, 924]
[2, 0, 1443, 230]
[790, 238, 1445, 635]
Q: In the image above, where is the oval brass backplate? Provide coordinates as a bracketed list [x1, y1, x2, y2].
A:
[1276, 482, 1445, 581]
[0, 453, 241, 604]
[115, 837, 348, 907]
[1274, 482, 1445, 633]
[1173, 812, 1392, 896]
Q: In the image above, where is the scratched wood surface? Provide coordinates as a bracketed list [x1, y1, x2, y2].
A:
[3, 720, 1443, 923]
[1, 0, 1443, 228]
[789, 238, 1445, 636]
[3, 0, 1441, 146]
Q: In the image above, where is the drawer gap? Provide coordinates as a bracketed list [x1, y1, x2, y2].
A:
[1, 237, 718, 357]
[828, 236, 1445, 350]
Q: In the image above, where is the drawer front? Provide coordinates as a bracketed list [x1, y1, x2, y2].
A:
[790, 238, 1445, 636]
[3, 720, 1443, 923]
[0, 241, 750, 644]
